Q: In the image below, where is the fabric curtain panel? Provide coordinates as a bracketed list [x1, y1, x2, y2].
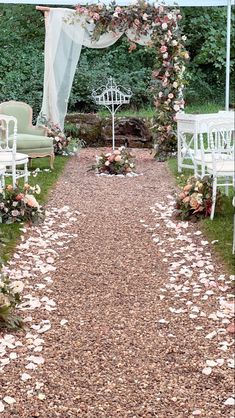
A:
[38, 8, 151, 129]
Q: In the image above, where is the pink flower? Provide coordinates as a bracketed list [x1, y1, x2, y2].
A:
[115, 6, 122, 13]
[168, 93, 174, 99]
[160, 45, 167, 53]
[129, 42, 137, 52]
[24, 195, 39, 208]
[93, 13, 100, 21]
[114, 155, 122, 162]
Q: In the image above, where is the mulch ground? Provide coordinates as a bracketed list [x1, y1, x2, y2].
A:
[0, 148, 234, 418]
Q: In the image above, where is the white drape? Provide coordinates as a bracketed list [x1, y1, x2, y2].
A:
[39, 8, 151, 129]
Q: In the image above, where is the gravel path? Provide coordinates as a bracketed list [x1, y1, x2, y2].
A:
[0, 148, 234, 418]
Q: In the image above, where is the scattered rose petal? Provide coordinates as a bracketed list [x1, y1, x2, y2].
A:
[224, 397, 235, 406]
[3, 396, 16, 405]
[202, 367, 212, 375]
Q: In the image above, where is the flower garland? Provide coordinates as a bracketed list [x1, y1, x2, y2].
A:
[71, 1, 189, 160]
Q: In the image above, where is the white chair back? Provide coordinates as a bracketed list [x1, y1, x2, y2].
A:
[207, 120, 234, 153]
[0, 114, 17, 153]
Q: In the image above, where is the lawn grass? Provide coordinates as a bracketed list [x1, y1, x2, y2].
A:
[0, 155, 69, 266]
[168, 158, 235, 273]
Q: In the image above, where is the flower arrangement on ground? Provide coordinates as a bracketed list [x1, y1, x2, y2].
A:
[94, 147, 136, 175]
[0, 273, 24, 329]
[174, 175, 221, 221]
[0, 183, 44, 224]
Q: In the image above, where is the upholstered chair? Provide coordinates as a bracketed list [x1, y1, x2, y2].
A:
[0, 101, 54, 168]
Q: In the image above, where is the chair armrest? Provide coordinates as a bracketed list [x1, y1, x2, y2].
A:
[24, 126, 48, 136]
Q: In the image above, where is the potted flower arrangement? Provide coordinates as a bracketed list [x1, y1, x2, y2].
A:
[0, 183, 44, 224]
[0, 273, 24, 329]
[174, 175, 221, 221]
[94, 146, 136, 175]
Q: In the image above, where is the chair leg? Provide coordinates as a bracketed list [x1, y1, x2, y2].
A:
[50, 153, 55, 170]
[210, 176, 217, 220]
[24, 163, 29, 183]
[225, 177, 229, 196]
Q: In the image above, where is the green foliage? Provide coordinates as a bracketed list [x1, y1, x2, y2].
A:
[181, 7, 235, 106]
[69, 38, 155, 112]
[0, 5, 45, 118]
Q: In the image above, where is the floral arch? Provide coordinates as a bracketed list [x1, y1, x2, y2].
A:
[38, 1, 189, 159]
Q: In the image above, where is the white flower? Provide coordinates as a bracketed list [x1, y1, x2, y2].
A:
[35, 185, 41, 195]
[159, 91, 163, 98]
[182, 35, 187, 41]
[105, 161, 110, 166]
[173, 104, 180, 111]
[172, 40, 178, 46]
[173, 81, 178, 88]
[163, 52, 168, 59]
[143, 13, 148, 21]
[162, 22, 168, 30]
[130, 163, 134, 168]
[10, 280, 24, 294]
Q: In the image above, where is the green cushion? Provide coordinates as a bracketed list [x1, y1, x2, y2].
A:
[9, 134, 53, 150]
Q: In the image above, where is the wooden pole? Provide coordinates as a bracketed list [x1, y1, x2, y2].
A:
[36, 6, 50, 28]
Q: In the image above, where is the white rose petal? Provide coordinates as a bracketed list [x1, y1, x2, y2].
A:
[60, 319, 68, 326]
[224, 397, 235, 406]
[0, 401, 4, 412]
[202, 367, 212, 375]
[3, 396, 16, 405]
[21, 373, 32, 382]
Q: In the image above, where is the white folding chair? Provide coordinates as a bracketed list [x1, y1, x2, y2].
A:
[0, 114, 29, 188]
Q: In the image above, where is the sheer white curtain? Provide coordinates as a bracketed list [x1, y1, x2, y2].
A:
[39, 8, 151, 129]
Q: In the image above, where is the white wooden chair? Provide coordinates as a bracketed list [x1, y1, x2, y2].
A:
[176, 112, 235, 175]
[0, 114, 29, 188]
[206, 151, 234, 220]
[194, 120, 234, 177]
